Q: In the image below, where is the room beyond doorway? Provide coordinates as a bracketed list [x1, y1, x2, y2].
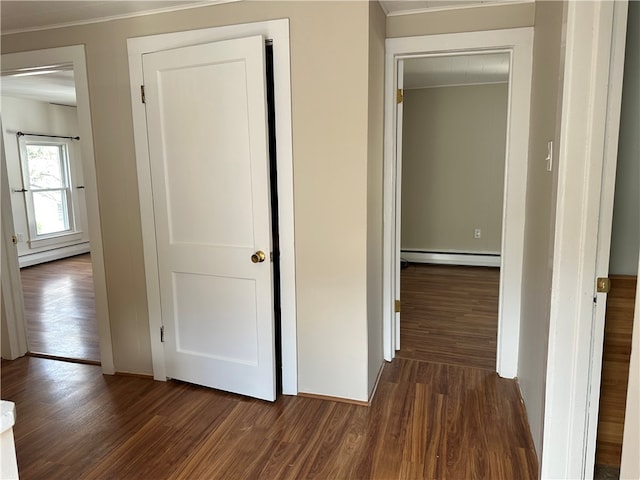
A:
[20, 254, 100, 364]
[398, 263, 499, 370]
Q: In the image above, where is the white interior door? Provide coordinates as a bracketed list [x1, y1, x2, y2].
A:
[142, 35, 276, 401]
[394, 60, 404, 351]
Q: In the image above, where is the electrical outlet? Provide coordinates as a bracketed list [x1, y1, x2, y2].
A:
[16, 233, 24, 242]
[474, 228, 482, 239]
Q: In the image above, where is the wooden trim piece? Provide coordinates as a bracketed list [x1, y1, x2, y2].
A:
[298, 392, 370, 407]
[114, 371, 154, 380]
[27, 352, 101, 366]
[368, 361, 386, 403]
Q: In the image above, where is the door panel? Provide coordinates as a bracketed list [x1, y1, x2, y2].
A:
[142, 35, 275, 401]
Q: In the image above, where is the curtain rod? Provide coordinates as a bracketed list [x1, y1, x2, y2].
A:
[17, 131, 80, 141]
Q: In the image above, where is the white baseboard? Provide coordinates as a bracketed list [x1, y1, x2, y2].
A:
[19, 243, 91, 268]
[401, 250, 501, 267]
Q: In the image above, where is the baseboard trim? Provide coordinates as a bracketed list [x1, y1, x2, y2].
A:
[368, 361, 386, 404]
[115, 371, 154, 379]
[297, 392, 369, 407]
[26, 352, 101, 366]
[401, 250, 501, 267]
[19, 243, 91, 268]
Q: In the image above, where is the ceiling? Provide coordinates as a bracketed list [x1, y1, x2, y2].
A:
[1, 67, 77, 106]
[0, 0, 518, 105]
[380, 0, 524, 15]
[403, 53, 510, 89]
[0, 0, 529, 33]
[0, 1, 210, 34]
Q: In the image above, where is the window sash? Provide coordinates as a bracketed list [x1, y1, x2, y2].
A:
[19, 137, 78, 243]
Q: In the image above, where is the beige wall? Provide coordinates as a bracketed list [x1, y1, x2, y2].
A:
[401, 84, 508, 255]
[366, 0, 386, 396]
[609, 0, 639, 276]
[386, 1, 535, 38]
[517, 0, 566, 459]
[1, 1, 376, 401]
[0, 292, 9, 359]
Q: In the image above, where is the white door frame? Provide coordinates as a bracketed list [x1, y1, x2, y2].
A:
[542, 2, 629, 478]
[584, 1, 629, 477]
[1, 46, 115, 373]
[383, 28, 534, 378]
[1, 119, 28, 360]
[127, 19, 298, 395]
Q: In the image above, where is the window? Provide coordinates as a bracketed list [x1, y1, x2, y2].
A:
[19, 137, 81, 245]
[25, 143, 73, 235]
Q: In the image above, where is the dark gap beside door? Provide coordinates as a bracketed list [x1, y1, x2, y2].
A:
[265, 42, 282, 394]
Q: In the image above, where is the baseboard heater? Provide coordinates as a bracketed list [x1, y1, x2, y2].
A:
[401, 250, 501, 268]
[18, 242, 90, 268]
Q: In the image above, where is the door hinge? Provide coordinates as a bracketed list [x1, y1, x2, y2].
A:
[395, 299, 401, 313]
[141, 85, 146, 104]
[596, 277, 610, 293]
[396, 88, 403, 104]
[160, 325, 165, 343]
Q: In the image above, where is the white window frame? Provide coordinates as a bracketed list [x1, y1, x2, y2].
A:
[18, 135, 83, 248]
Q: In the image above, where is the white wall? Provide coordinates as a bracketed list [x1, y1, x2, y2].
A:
[401, 84, 508, 255]
[517, 0, 566, 459]
[609, 0, 639, 276]
[1, 96, 89, 262]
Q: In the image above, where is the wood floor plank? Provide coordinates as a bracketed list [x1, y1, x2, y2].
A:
[399, 263, 499, 370]
[20, 253, 100, 363]
[595, 275, 637, 467]
[1, 356, 537, 479]
[2, 263, 538, 479]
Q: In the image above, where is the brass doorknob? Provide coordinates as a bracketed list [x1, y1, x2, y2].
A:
[251, 251, 266, 263]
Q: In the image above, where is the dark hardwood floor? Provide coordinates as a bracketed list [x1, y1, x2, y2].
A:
[1, 356, 537, 479]
[20, 253, 100, 363]
[596, 275, 637, 468]
[399, 263, 499, 371]
[2, 261, 537, 478]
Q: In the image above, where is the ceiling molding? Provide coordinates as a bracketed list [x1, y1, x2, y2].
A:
[377, 0, 391, 15]
[0, 0, 240, 36]
[384, 0, 533, 17]
[405, 80, 508, 90]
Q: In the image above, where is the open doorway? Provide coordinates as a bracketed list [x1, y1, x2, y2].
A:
[593, 1, 638, 477]
[1, 45, 114, 373]
[383, 28, 534, 379]
[397, 53, 508, 370]
[1, 64, 100, 364]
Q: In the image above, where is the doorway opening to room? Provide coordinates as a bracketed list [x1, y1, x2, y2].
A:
[1, 59, 104, 366]
[383, 28, 534, 379]
[397, 54, 508, 370]
[2, 66, 99, 364]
